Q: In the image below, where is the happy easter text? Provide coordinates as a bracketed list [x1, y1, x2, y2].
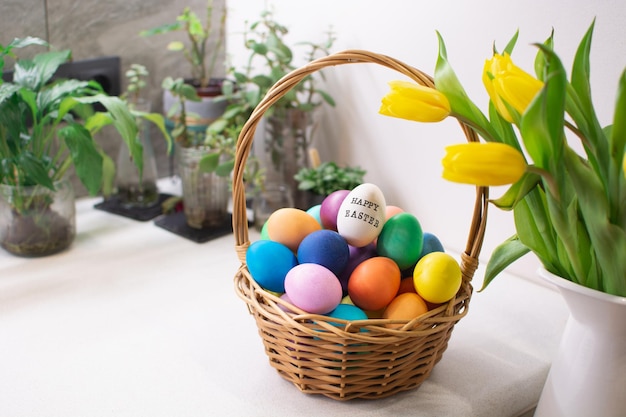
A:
[343, 197, 381, 228]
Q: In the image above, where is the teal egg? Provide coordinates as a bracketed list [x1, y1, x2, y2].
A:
[376, 212, 423, 270]
[326, 304, 368, 323]
[306, 204, 322, 227]
[246, 240, 298, 293]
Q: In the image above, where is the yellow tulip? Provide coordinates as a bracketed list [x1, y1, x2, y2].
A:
[483, 53, 544, 123]
[379, 80, 451, 122]
[442, 142, 527, 186]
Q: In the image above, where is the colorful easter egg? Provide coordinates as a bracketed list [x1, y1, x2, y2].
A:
[266, 207, 322, 252]
[297, 230, 350, 276]
[419, 232, 445, 259]
[246, 240, 298, 293]
[325, 304, 368, 326]
[306, 204, 322, 226]
[413, 252, 462, 304]
[382, 292, 429, 329]
[348, 256, 401, 311]
[385, 205, 405, 220]
[377, 212, 423, 270]
[284, 263, 343, 314]
[336, 183, 386, 247]
[320, 190, 350, 231]
[337, 243, 377, 296]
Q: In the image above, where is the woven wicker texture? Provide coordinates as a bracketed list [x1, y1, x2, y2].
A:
[232, 50, 489, 400]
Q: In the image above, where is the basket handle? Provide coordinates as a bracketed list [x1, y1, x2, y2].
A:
[232, 49, 488, 279]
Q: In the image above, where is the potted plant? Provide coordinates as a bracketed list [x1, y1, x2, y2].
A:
[0, 37, 147, 256]
[140, 0, 228, 129]
[163, 76, 235, 229]
[294, 158, 366, 208]
[229, 9, 336, 209]
[379, 21, 625, 416]
[113, 63, 170, 209]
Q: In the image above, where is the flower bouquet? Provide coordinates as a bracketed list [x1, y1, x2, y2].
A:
[380, 20, 626, 297]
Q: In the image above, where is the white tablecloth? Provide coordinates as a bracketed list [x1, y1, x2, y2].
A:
[0, 179, 568, 417]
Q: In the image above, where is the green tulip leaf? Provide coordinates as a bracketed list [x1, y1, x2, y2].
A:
[435, 32, 498, 142]
[481, 235, 530, 291]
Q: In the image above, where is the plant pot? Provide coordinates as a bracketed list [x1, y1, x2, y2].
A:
[259, 108, 316, 210]
[115, 99, 159, 208]
[534, 267, 626, 417]
[163, 78, 228, 128]
[0, 179, 76, 257]
[177, 145, 229, 229]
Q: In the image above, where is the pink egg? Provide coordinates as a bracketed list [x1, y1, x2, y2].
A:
[284, 263, 342, 314]
[320, 190, 350, 231]
[385, 205, 405, 220]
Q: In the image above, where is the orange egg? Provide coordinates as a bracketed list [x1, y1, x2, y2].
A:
[382, 292, 429, 329]
[348, 257, 401, 311]
[266, 208, 322, 252]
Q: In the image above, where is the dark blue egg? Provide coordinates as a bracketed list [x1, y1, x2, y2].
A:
[419, 232, 445, 260]
[297, 230, 349, 276]
[246, 240, 298, 293]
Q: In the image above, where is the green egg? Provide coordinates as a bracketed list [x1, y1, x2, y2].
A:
[376, 212, 423, 270]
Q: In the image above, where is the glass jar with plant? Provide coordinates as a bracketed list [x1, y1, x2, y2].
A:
[0, 37, 147, 256]
[114, 63, 161, 208]
[230, 8, 336, 209]
[163, 76, 234, 229]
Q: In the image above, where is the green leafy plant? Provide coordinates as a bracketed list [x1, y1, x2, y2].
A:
[140, 0, 226, 89]
[162, 76, 233, 176]
[218, 8, 337, 194]
[294, 161, 366, 196]
[0, 37, 143, 195]
[379, 21, 626, 296]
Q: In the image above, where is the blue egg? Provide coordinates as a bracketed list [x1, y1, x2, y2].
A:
[306, 204, 322, 227]
[297, 230, 349, 276]
[419, 232, 445, 260]
[246, 240, 298, 292]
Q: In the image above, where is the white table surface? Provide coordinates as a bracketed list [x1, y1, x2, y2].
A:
[0, 178, 569, 417]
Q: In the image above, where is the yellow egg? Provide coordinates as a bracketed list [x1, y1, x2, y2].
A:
[413, 252, 462, 304]
[266, 208, 322, 252]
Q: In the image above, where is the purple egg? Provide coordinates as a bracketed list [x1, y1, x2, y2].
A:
[320, 189, 350, 231]
[338, 243, 377, 296]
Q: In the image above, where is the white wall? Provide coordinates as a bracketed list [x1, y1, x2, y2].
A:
[226, 0, 626, 284]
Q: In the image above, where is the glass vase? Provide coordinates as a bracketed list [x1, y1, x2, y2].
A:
[115, 99, 159, 208]
[260, 108, 315, 210]
[0, 179, 76, 257]
[177, 145, 229, 229]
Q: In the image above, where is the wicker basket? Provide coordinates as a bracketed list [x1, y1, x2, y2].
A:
[232, 50, 488, 401]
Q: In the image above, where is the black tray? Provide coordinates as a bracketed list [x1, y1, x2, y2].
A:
[94, 193, 175, 221]
[154, 211, 232, 243]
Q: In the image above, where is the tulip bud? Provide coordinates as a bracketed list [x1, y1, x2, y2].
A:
[442, 142, 527, 186]
[379, 80, 451, 123]
[483, 53, 543, 123]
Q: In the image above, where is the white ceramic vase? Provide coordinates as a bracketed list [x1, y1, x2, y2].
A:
[535, 268, 626, 417]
